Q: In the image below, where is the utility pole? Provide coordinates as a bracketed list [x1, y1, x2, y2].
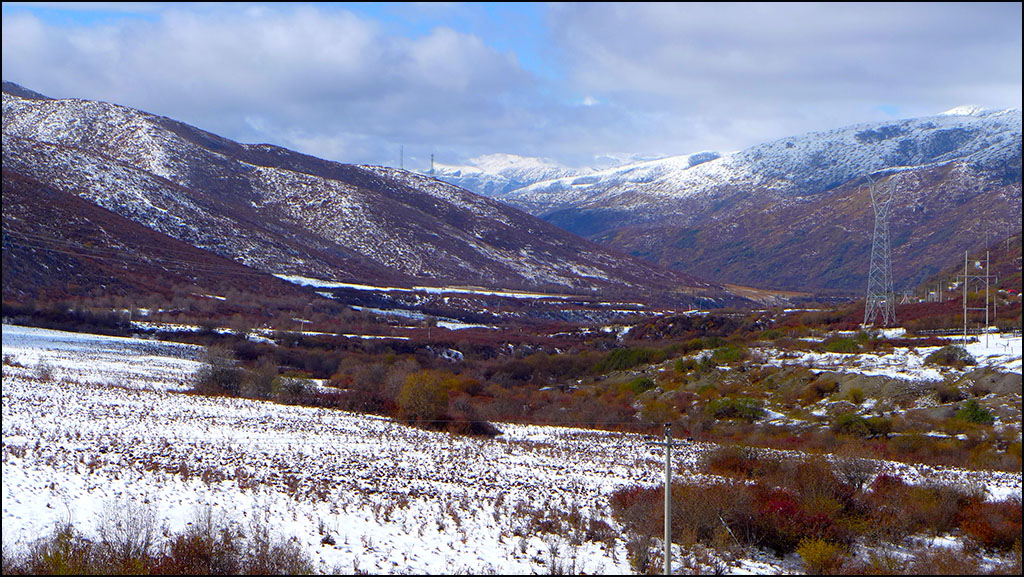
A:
[964, 251, 969, 345]
[664, 423, 671, 576]
[986, 251, 990, 347]
[957, 250, 998, 347]
[646, 423, 677, 574]
[983, 251, 1000, 345]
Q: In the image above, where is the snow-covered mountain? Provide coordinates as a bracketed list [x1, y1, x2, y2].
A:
[495, 108, 1022, 292]
[2, 82, 743, 307]
[430, 153, 589, 197]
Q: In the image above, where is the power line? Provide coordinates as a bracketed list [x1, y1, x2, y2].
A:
[864, 174, 895, 327]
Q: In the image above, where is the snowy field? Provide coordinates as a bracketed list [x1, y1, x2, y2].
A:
[2, 324, 1021, 574]
[762, 331, 1023, 381]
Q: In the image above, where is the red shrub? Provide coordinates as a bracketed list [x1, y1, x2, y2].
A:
[959, 498, 1023, 551]
[754, 488, 846, 554]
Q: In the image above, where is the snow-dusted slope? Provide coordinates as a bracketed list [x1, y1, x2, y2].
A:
[498, 151, 725, 215]
[431, 153, 589, 197]
[495, 109, 1022, 292]
[2, 84, 738, 305]
[501, 109, 1020, 215]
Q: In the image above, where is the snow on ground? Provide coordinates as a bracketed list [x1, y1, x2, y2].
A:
[1, 325, 653, 574]
[274, 274, 577, 300]
[761, 333, 1022, 381]
[3, 325, 1021, 574]
[1, 324, 203, 391]
[350, 306, 498, 331]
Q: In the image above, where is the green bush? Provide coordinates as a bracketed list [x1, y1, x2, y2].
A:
[397, 370, 451, 423]
[17, 523, 99, 575]
[705, 397, 765, 421]
[710, 344, 747, 364]
[831, 413, 872, 437]
[955, 399, 995, 424]
[925, 345, 976, 367]
[193, 345, 243, 396]
[847, 387, 865, 405]
[674, 357, 697, 374]
[596, 348, 654, 372]
[621, 376, 656, 395]
[638, 398, 679, 425]
[934, 382, 965, 404]
[833, 413, 890, 438]
[823, 337, 860, 354]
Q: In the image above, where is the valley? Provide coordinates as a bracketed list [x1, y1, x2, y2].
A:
[3, 80, 1022, 575]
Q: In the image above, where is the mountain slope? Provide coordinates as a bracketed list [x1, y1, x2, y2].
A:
[2, 84, 743, 307]
[497, 109, 1022, 292]
[1, 169, 313, 304]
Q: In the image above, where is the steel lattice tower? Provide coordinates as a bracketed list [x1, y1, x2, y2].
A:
[864, 174, 896, 326]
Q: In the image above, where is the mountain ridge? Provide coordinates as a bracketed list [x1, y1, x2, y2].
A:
[485, 108, 1022, 293]
[2, 82, 748, 308]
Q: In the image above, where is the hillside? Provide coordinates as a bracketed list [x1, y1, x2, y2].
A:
[1, 170, 318, 305]
[2, 83, 748, 309]
[495, 109, 1022, 294]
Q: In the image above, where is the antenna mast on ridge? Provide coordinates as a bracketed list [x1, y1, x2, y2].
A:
[864, 174, 896, 327]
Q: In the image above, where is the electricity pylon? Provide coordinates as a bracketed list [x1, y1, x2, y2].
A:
[864, 174, 896, 327]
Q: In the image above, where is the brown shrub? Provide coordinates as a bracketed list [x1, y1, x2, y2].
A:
[907, 546, 983, 575]
[609, 481, 756, 547]
[156, 508, 242, 575]
[12, 523, 105, 575]
[959, 498, 1023, 551]
[701, 445, 783, 480]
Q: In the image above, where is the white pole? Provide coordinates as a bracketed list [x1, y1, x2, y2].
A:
[664, 423, 672, 576]
[963, 250, 968, 346]
[986, 251, 990, 348]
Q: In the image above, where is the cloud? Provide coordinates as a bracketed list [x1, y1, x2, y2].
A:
[2, 5, 537, 166]
[2, 3, 1021, 169]
[547, 2, 1023, 153]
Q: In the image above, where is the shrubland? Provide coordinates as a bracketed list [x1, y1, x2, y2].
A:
[1, 503, 312, 575]
[3, 282, 1021, 573]
[164, 296, 1022, 476]
[610, 447, 1022, 574]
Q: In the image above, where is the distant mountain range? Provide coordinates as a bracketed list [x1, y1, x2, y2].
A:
[2, 81, 746, 308]
[431, 153, 587, 197]
[6, 80, 1018, 307]
[436, 109, 1022, 294]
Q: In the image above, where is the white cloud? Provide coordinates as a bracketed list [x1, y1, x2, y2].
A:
[2, 3, 1021, 169]
[2, 5, 535, 166]
[547, 2, 1023, 154]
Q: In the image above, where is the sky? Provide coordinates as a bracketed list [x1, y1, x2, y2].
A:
[2, 2, 1021, 171]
